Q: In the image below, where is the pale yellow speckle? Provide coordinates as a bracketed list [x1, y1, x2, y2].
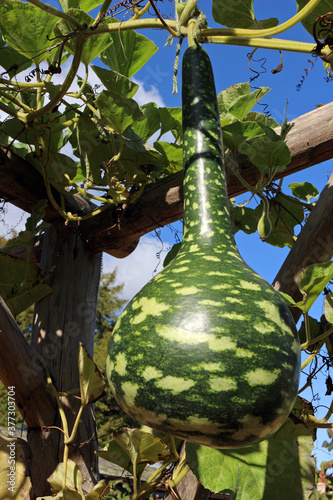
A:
[113, 333, 121, 342]
[130, 297, 169, 325]
[157, 324, 208, 344]
[188, 184, 196, 190]
[198, 362, 222, 371]
[240, 280, 261, 291]
[208, 336, 236, 351]
[223, 312, 246, 320]
[155, 376, 195, 394]
[254, 322, 273, 334]
[193, 202, 199, 209]
[121, 381, 139, 408]
[245, 369, 281, 386]
[212, 284, 228, 290]
[172, 266, 189, 273]
[225, 297, 242, 303]
[259, 300, 291, 333]
[204, 255, 220, 262]
[168, 416, 221, 435]
[205, 202, 211, 209]
[292, 338, 300, 355]
[208, 271, 229, 277]
[189, 244, 200, 252]
[115, 353, 127, 376]
[202, 299, 220, 306]
[142, 366, 163, 381]
[176, 286, 200, 295]
[209, 377, 237, 391]
[236, 348, 254, 358]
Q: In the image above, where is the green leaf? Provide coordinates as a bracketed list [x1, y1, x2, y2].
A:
[96, 439, 147, 476]
[100, 23, 158, 77]
[54, 10, 114, 66]
[112, 427, 171, 467]
[163, 243, 181, 267]
[58, 0, 103, 12]
[96, 90, 144, 134]
[222, 121, 266, 151]
[278, 291, 296, 306]
[0, 38, 32, 78]
[78, 343, 105, 406]
[26, 151, 78, 188]
[47, 459, 84, 495]
[187, 398, 315, 499]
[289, 181, 319, 202]
[231, 205, 259, 235]
[212, 0, 279, 29]
[0, 431, 32, 498]
[91, 65, 139, 97]
[218, 83, 267, 116]
[0, 0, 56, 65]
[297, 0, 333, 37]
[131, 102, 161, 142]
[158, 107, 182, 138]
[298, 261, 333, 313]
[298, 315, 323, 351]
[239, 137, 291, 174]
[255, 193, 304, 248]
[0, 254, 52, 316]
[85, 480, 110, 499]
[324, 292, 333, 324]
[153, 141, 183, 174]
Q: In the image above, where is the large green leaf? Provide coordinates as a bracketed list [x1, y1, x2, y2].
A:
[297, 0, 333, 37]
[91, 65, 139, 97]
[255, 193, 304, 248]
[54, 9, 114, 66]
[222, 121, 266, 151]
[0, 431, 32, 499]
[58, 0, 103, 12]
[96, 90, 144, 134]
[96, 439, 147, 477]
[297, 261, 333, 312]
[100, 22, 158, 77]
[0, 0, 56, 64]
[289, 181, 319, 202]
[212, 0, 279, 29]
[187, 400, 315, 499]
[131, 102, 161, 142]
[0, 34, 32, 77]
[239, 137, 291, 174]
[78, 343, 105, 406]
[153, 141, 183, 174]
[0, 254, 52, 316]
[218, 84, 270, 121]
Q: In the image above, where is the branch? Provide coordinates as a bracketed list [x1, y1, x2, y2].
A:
[0, 296, 56, 427]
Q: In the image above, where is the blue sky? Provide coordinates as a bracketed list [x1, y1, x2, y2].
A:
[1, 0, 333, 468]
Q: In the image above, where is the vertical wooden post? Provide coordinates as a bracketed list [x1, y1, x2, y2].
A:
[29, 221, 102, 497]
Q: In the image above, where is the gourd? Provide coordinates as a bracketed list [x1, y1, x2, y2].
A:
[106, 44, 301, 449]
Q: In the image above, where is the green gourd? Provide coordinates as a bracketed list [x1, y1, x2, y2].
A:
[106, 44, 301, 449]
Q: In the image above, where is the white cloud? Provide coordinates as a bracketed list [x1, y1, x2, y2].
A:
[132, 78, 165, 107]
[103, 234, 171, 302]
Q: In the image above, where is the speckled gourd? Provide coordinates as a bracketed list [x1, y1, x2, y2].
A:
[106, 44, 301, 449]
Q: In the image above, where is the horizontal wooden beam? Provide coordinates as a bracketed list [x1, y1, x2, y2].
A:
[1, 102, 333, 257]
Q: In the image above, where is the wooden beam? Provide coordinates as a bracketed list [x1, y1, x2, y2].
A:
[1, 102, 333, 257]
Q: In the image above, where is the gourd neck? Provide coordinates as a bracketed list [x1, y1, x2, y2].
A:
[181, 45, 234, 248]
